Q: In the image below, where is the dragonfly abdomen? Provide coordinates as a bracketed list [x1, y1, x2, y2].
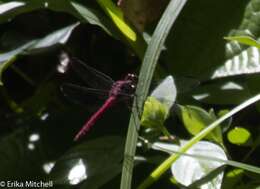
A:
[74, 96, 117, 141]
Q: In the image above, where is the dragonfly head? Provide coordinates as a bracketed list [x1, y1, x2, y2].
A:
[126, 73, 138, 89]
[117, 73, 138, 97]
[126, 73, 138, 83]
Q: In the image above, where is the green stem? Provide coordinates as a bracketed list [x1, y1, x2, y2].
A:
[0, 87, 24, 113]
[160, 125, 172, 138]
[11, 65, 35, 86]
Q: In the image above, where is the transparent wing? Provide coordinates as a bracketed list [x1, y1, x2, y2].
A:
[61, 83, 109, 105]
[70, 58, 114, 90]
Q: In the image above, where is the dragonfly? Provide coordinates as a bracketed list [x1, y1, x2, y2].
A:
[61, 58, 137, 141]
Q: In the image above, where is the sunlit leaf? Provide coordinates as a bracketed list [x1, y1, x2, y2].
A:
[192, 80, 250, 105]
[151, 75, 177, 110]
[209, 0, 260, 80]
[50, 136, 124, 187]
[225, 36, 260, 49]
[179, 105, 223, 144]
[141, 96, 167, 128]
[153, 141, 227, 189]
[70, 1, 114, 36]
[97, 0, 137, 41]
[141, 76, 176, 130]
[227, 127, 251, 145]
[29, 22, 79, 51]
[0, 1, 25, 14]
[211, 45, 260, 79]
[0, 23, 78, 84]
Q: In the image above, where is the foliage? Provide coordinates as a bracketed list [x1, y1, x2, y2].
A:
[0, 0, 259, 189]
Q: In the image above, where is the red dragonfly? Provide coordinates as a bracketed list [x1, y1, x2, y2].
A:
[61, 58, 137, 141]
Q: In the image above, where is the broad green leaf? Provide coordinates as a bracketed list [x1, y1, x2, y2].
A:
[0, 1, 46, 23]
[154, 141, 227, 189]
[70, 1, 114, 36]
[141, 96, 167, 128]
[0, 126, 45, 180]
[192, 80, 251, 105]
[0, 23, 78, 84]
[0, 1, 117, 39]
[28, 22, 79, 51]
[161, 0, 260, 106]
[210, 0, 260, 79]
[227, 127, 251, 145]
[211, 45, 260, 79]
[141, 76, 176, 135]
[71, 1, 145, 58]
[151, 141, 260, 175]
[163, 0, 249, 79]
[179, 105, 223, 144]
[151, 75, 176, 110]
[0, 0, 146, 57]
[50, 136, 124, 187]
[0, 1, 25, 14]
[0, 110, 82, 181]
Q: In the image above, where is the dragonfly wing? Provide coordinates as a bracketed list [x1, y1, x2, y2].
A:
[61, 83, 108, 106]
[70, 58, 114, 90]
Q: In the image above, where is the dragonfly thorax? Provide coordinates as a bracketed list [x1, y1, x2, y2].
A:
[109, 74, 137, 98]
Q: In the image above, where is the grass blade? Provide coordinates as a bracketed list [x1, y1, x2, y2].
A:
[120, 0, 188, 189]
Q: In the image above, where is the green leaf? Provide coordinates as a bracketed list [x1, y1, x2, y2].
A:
[210, 0, 260, 79]
[150, 75, 177, 110]
[50, 136, 124, 187]
[68, 1, 146, 57]
[0, 23, 78, 85]
[192, 80, 251, 105]
[0, 0, 146, 57]
[154, 141, 227, 189]
[227, 127, 251, 145]
[141, 96, 167, 128]
[141, 76, 176, 129]
[225, 36, 260, 49]
[96, 0, 137, 41]
[0, 1, 25, 15]
[179, 105, 223, 144]
[0, 1, 38, 23]
[70, 1, 115, 36]
[152, 141, 260, 175]
[28, 22, 79, 51]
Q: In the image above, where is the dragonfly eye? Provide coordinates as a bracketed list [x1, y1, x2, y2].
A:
[126, 73, 136, 79]
[126, 74, 138, 85]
